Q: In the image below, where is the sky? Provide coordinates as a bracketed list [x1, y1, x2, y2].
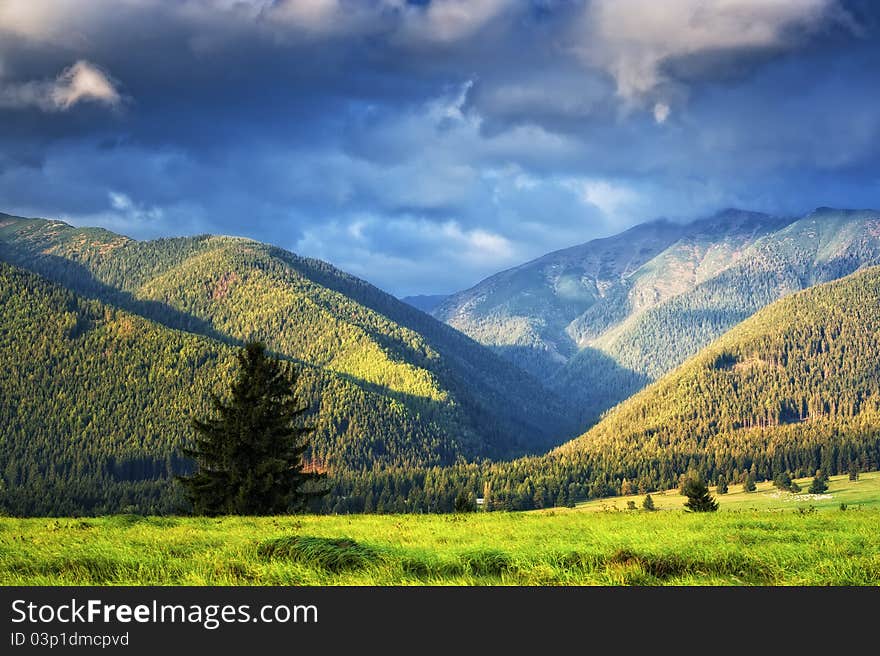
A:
[1, 0, 879, 296]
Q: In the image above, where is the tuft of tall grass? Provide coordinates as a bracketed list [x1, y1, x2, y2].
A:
[458, 549, 515, 577]
[257, 535, 380, 572]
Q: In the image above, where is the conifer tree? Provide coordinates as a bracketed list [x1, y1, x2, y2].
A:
[681, 473, 719, 512]
[773, 471, 793, 492]
[454, 490, 476, 512]
[642, 494, 655, 511]
[179, 342, 327, 515]
[808, 471, 828, 494]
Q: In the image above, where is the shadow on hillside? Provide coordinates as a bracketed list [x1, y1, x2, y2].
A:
[489, 342, 653, 433]
[0, 245, 235, 345]
[491, 344, 569, 381]
[2, 242, 584, 462]
[271, 247, 580, 447]
[325, 367, 573, 461]
[546, 346, 654, 432]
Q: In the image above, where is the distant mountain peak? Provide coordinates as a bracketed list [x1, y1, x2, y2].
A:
[433, 206, 880, 430]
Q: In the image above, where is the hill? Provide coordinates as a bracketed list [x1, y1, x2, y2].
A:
[435, 208, 880, 426]
[0, 213, 573, 458]
[0, 213, 576, 514]
[474, 265, 880, 509]
[1, 260, 518, 514]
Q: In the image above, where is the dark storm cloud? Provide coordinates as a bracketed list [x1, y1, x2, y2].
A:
[1, 0, 879, 295]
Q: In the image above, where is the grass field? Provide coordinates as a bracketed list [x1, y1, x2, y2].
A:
[573, 471, 880, 512]
[1, 472, 878, 586]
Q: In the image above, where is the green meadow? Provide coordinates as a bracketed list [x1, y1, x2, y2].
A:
[574, 471, 880, 512]
[1, 472, 878, 586]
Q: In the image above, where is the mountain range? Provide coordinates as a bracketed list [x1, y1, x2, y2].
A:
[434, 207, 880, 426]
[478, 264, 880, 509]
[3, 206, 880, 514]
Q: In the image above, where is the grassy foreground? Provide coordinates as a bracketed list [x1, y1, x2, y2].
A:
[1, 473, 878, 586]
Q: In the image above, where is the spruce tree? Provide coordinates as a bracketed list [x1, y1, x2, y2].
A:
[179, 342, 326, 515]
[454, 490, 476, 513]
[716, 474, 728, 495]
[681, 473, 719, 512]
[808, 471, 828, 494]
[742, 473, 757, 492]
[642, 494, 655, 511]
[773, 471, 793, 491]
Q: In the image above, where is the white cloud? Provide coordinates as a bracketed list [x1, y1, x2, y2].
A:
[428, 79, 473, 123]
[441, 221, 514, 260]
[294, 214, 516, 294]
[268, 0, 341, 28]
[0, 0, 81, 42]
[260, 0, 395, 36]
[399, 0, 513, 44]
[52, 190, 172, 239]
[0, 0, 515, 45]
[265, 0, 515, 43]
[53, 61, 121, 109]
[577, 0, 844, 104]
[565, 178, 640, 217]
[0, 60, 121, 112]
[653, 101, 670, 124]
[109, 191, 134, 211]
[105, 191, 164, 224]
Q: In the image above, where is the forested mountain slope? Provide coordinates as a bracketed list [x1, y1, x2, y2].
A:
[435, 208, 880, 426]
[0, 260, 234, 514]
[1, 259, 556, 514]
[473, 265, 880, 508]
[0, 214, 576, 509]
[592, 208, 880, 381]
